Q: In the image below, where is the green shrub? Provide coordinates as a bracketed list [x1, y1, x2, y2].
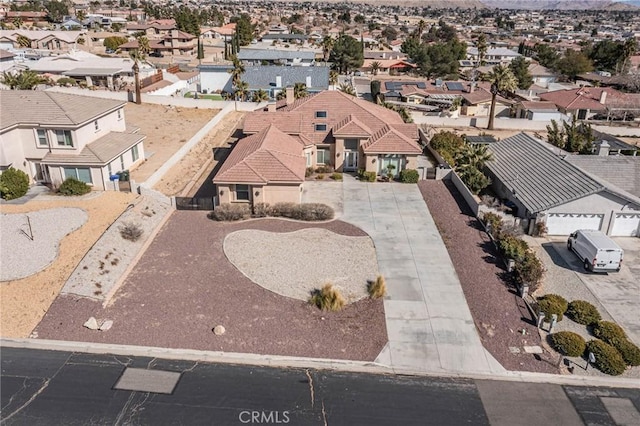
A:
[270, 202, 334, 221]
[550, 331, 586, 357]
[498, 233, 529, 260]
[429, 131, 464, 166]
[458, 166, 491, 194]
[368, 275, 387, 299]
[58, 177, 91, 196]
[400, 169, 419, 183]
[305, 167, 314, 178]
[514, 251, 545, 292]
[0, 167, 29, 200]
[566, 300, 601, 325]
[614, 340, 640, 367]
[585, 340, 627, 376]
[330, 172, 343, 180]
[315, 165, 332, 174]
[361, 171, 376, 182]
[316, 173, 325, 180]
[482, 212, 503, 238]
[119, 222, 143, 242]
[537, 294, 568, 321]
[593, 321, 628, 347]
[252, 202, 271, 218]
[56, 77, 77, 86]
[309, 283, 345, 311]
[208, 203, 251, 221]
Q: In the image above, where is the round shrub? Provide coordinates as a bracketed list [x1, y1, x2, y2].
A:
[614, 340, 640, 367]
[0, 167, 30, 200]
[550, 331, 586, 357]
[58, 177, 91, 196]
[585, 340, 627, 376]
[566, 300, 601, 325]
[593, 321, 627, 347]
[400, 169, 419, 183]
[537, 294, 568, 321]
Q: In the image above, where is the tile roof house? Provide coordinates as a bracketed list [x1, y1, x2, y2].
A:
[538, 87, 619, 119]
[0, 91, 146, 191]
[485, 133, 640, 236]
[214, 90, 422, 205]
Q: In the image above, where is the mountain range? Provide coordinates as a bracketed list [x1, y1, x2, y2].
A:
[481, 0, 639, 9]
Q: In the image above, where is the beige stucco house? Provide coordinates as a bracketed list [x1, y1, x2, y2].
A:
[213, 90, 422, 205]
[0, 91, 145, 191]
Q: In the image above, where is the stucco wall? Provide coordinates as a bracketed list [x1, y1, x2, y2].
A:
[263, 184, 302, 204]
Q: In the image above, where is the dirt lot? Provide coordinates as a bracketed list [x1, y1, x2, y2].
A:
[35, 214, 388, 361]
[125, 103, 219, 184]
[0, 191, 135, 338]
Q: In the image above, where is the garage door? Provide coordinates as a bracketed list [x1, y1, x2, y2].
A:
[610, 213, 640, 237]
[546, 213, 603, 235]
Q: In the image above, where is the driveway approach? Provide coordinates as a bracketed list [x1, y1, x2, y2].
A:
[306, 176, 504, 374]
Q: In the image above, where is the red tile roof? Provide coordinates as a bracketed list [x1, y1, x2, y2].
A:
[214, 125, 305, 185]
[243, 112, 304, 135]
[332, 114, 372, 136]
[539, 87, 613, 111]
[362, 125, 422, 154]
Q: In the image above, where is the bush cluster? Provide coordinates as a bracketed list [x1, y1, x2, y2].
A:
[119, 222, 143, 242]
[330, 172, 343, 181]
[400, 169, 419, 183]
[358, 169, 376, 182]
[209, 203, 334, 222]
[550, 331, 586, 357]
[498, 233, 529, 260]
[309, 284, 345, 311]
[0, 167, 29, 200]
[208, 203, 251, 221]
[481, 212, 503, 238]
[315, 165, 333, 174]
[586, 340, 627, 376]
[566, 300, 601, 325]
[614, 340, 640, 367]
[58, 177, 91, 196]
[537, 294, 568, 321]
[593, 321, 627, 347]
[513, 251, 545, 290]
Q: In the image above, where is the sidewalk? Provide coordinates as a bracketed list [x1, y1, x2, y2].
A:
[337, 175, 504, 375]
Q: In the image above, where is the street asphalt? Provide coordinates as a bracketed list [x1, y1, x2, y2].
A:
[2, 347, 639, 426]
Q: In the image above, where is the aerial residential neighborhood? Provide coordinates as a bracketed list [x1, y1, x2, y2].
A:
[1, 0, 639, 423]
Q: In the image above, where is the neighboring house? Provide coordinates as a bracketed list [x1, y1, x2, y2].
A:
[0, 91, 146, 191]
[528, 62, 556, 88]
[485, 133, 640, 236]
[125, 20, 177, 37]
[0, 48, 27, 74]
[467, 47, 520, 65]
[241, 65, 329, 100]
[514, 101, 565, 121]
[0, 30, 88, 51]
[360, 59, 416, 75]
[197, 64, 233, 94]
[119, 30, 196, 56]
[213, 90, 422, 205]
[589, 129, 638, 156]
[201, 23, 235, 41]
[260, 33, 308, 44]
[460, 88, 511, 117]
[4, 11, 48, 26]
[237, 49, 315, 66]
[538, 87, 613, 119]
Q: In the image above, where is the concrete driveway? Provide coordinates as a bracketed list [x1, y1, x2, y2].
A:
[547, 237, 640, 346]
[303, 176, 504, 374]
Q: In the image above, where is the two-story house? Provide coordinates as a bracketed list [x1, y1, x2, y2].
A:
[0, 91, 146, 191]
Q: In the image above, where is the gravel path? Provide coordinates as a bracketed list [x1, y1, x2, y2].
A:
[224, 228, 377, 302]
[418, 180, 557, 374]
[0, 208, 88, 281]
[35, 214, 387, 361]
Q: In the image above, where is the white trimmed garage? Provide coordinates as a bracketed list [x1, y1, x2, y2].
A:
[610, 213, 640, 237]
[546, 213, 604, 236]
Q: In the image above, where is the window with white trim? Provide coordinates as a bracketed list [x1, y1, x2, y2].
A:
[317, 147, 330, 165]
[54, 130, 73, 147]
[315, 111, 327, 118]
[64, 167, 92, 184]
[131, 145, 139, 162]
[305, 152, 312, 167]
[314, 123, 327, 131]
[36, 129, 48, 146]
[235, 184, 250, 201]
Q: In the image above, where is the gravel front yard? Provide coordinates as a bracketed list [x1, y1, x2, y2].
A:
[34, 214, 387, 361]
[224, 228, 377, 302]
[418, 180, 557, 374]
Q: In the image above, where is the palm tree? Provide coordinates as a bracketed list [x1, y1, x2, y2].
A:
[370, 61, 381, 76]
[486, 64, 517, 130]
[293, 82, 307, 99]
[320, 35, 334, 65]
[455, 143, 493, 170]
[17, 34, 31, 48]
[234, 80, 249, 101]
[252, 89, 269, 102]
[476, 34, 487, 67]
[130, 35, 150, 105]
[338, 83, 356, 96]
[329, 70, 339, 87]
[1, 70, 45, 90]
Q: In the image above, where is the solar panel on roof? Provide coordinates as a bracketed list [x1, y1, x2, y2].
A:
[446, 82, 465, 91]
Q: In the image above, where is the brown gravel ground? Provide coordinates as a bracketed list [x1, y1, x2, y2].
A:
[418, 180, 558, 374]
[35, 213, 387, 362]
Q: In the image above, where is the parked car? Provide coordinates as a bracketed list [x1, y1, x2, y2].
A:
[567, 230, 623, 272]
[149, 51, 163, 58]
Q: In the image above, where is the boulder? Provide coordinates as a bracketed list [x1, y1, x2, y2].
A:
[83, 317, 99, 330]
[213, 325, 226, 335]
[99, 320, 113, 331]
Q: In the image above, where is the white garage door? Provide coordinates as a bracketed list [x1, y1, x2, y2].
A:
[610, 213, 640, 237]
[546, 213, 603, 235]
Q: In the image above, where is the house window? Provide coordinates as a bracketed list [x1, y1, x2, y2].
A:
[315, 111, 327, 118]
[54, 130, 73, 147]
[94, 120, 99, 131]
[345, 138, 358, 150]
[36, 129, 48, 146]
[64, 167, 92, 184]
[314, 124, 327, 131]
[305, 152, 312, 167]
[131, 145, 139, 162]
[235, 184, 250, 201]
[317, 148, 330, 165]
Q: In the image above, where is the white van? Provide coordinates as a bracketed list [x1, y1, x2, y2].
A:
[567, 230, 624, 273]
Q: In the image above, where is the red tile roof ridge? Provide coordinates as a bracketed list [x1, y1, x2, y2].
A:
[332, 114, 373, 135]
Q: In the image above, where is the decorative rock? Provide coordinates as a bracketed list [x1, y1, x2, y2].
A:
[523, 345, 543, 354]
[213, 325, 226, 335]
[83, 317, 99, 330]
[99, 320, 113, 331]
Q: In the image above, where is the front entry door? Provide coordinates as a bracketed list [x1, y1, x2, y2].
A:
[344, 151, 358, 171]
[33, 162, 50, 183]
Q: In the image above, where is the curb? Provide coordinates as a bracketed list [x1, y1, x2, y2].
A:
[2, 338, 639, 389]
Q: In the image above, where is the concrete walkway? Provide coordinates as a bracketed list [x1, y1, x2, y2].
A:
[306, 175, 504, 374]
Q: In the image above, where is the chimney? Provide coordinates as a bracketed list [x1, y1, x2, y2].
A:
[599, 90, 607, 105]
[306, 75, 311, 88]
[275, 75, 282, 88]
[598, 140, 610, 156]
[267, 100, 276, 112]
[286, 86, 294, 105]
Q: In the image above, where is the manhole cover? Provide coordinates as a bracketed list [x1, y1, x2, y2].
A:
[114, 368, 181, 394]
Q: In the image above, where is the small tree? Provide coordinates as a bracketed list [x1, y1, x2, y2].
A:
[0, 167, 30, 200]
